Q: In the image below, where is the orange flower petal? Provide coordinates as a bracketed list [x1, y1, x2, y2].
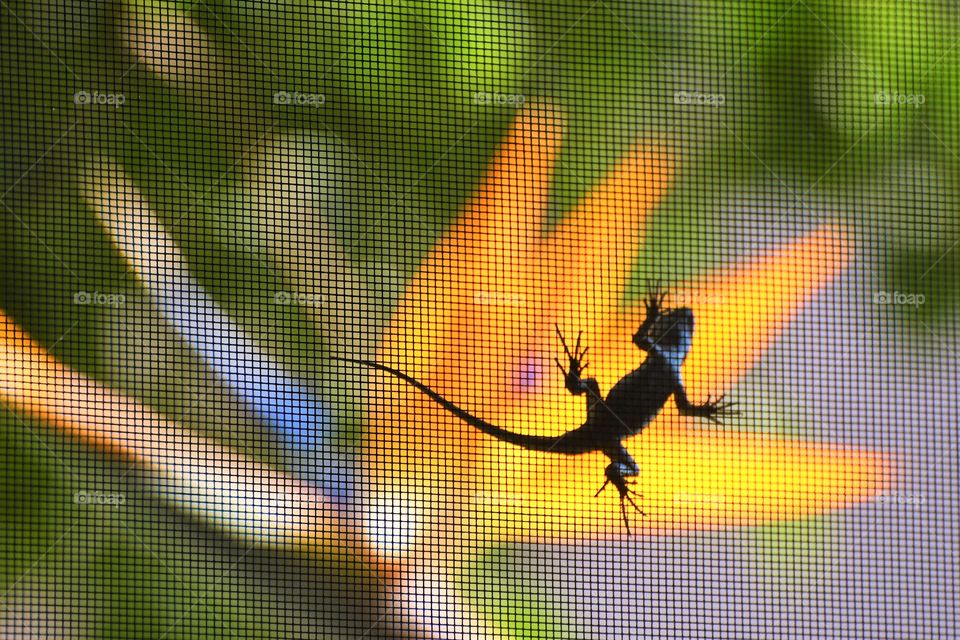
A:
[385, 105, 563, 380]
[370, 226, 890, 541]
[464, 415, 891, 540]
[546, 142, 673, 323]
[362, 104, 892, 547]
[603, 224, 852, 394]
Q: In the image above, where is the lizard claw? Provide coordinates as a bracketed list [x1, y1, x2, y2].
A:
[644, 280, 667, 318]
[699, 394, 739, 424]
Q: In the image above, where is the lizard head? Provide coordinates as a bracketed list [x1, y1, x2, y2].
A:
[647, 306, 695, 366]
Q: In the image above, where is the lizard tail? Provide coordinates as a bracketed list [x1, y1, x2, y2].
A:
[331, 356, 569, 453]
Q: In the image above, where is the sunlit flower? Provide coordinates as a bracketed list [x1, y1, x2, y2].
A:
[362, 105, 892, 553]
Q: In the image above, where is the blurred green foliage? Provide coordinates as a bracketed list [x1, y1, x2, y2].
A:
[462, 546, 567, 639]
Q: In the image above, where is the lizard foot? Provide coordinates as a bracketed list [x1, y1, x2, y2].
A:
[633, 282, 669, 349]
[595, 464, 646, 534]
[554, 324, 590, 390]
[687, 394, 740, 425]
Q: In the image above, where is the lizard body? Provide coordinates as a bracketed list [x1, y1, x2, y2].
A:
[334, 288, 733, 532]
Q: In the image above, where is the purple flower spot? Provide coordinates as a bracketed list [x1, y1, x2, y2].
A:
[512, 355, 544, 393]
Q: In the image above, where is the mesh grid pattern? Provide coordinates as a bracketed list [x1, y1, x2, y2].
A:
[1, 2, 957, 638]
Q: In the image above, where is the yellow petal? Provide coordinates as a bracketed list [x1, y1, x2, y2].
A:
[361, 103, 892, 545]
[465, 422, 891, 540]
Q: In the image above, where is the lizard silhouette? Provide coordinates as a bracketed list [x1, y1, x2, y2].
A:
[333, 286, 734, 533]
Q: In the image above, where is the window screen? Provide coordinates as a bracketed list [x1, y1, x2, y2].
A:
[1, 2, 956, 638]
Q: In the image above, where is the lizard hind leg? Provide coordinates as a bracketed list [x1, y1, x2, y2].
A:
[596, 461, 646, 533]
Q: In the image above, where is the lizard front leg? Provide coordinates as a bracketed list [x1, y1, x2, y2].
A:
[674, 385, 737, 425]
[554, 325, 603, 417]
[632, 283, 667, 352]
